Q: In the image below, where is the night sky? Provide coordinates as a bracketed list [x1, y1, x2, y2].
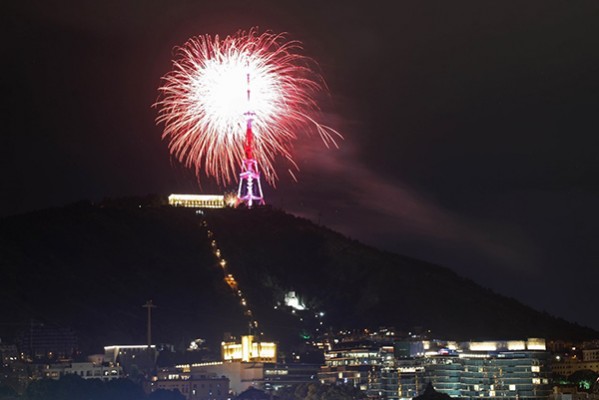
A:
[2, 1, 598, 331]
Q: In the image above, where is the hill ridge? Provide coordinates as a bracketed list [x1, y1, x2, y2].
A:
[0, 200, 595, 354]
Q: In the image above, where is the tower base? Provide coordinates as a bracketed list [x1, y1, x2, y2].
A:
[236, 158, 265, 208]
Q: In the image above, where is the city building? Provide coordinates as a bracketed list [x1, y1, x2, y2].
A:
[149, 369, 229, 400]
[16, 323, 77, 361]
[552, 384, 599, 400]
[373, 359, 428, 399]
[551, 359, 599, 377]
[319, 337, 552, 400]
[425, 339, 552, 400]
[43, 362, 124, 381]
[0, 343, 27, 396]
[583, 348, 599, 362]
[549, 341, 599, 378]
[319, 339, 394, 395]
[173, 361, 263, 395]
[170, 336, 318, 395]
[0, 343, 18, 366]
[262, 362, 322, 392]
[104, 344, 157, 374]
[168, 336, 276, 394]
[221, 335, 276, 363]
[419, 356, 458, 398]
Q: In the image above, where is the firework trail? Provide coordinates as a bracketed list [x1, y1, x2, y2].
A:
[155, 28, 341, 186]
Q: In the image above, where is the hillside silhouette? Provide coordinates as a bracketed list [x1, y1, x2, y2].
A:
[0, 198, 595, 355]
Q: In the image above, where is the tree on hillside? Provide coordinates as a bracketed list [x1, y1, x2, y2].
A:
[568, 370, 599, 391]
[413, 382, 452, 400]
[276, 382, 366, 400]
[0, 385, 17, 400]
[24, 375, 147, 400]
[148, 389, 185, 400]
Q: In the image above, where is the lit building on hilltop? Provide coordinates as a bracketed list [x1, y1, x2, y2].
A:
[283, 291, 306, 311]
[168, 194, 226, 209]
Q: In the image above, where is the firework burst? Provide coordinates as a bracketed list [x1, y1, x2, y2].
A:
[155, 28, 341, 186]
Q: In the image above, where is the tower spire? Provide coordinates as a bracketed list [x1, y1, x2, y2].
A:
[236, 65, 265, 208]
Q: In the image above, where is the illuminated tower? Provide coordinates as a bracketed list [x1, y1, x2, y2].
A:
[236, 68, 265, 207]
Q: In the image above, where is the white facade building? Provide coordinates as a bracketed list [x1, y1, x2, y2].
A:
[44, 362, 123, 381]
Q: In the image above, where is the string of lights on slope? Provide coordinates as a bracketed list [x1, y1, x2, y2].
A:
[199, 218, 262, 336]
[196, 211, 329, 349]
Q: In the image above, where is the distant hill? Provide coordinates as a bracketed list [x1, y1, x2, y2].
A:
[0, 199, 596, 354]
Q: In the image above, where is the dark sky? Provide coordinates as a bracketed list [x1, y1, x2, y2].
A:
[2, 1, 598, 331]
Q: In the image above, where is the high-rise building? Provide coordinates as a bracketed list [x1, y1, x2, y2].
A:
[319, 337, 552, 400]
[423, 356, 460, 397]
[16, 323, 77, 361]
[319, 340, 386, 392]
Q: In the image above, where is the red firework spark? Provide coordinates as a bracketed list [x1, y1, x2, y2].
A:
[155, 28, 341, 186]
